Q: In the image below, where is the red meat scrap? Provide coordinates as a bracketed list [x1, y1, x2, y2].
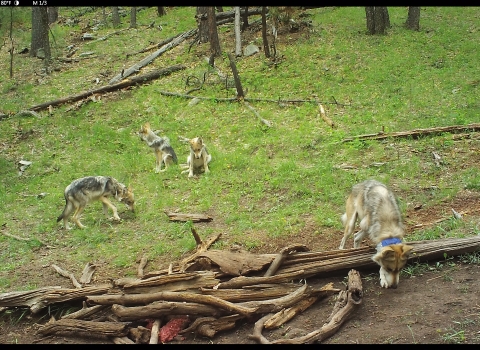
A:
[159, 316, 190, 343]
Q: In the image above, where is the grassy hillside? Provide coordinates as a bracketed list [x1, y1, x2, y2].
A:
[0, 7, 479, 291]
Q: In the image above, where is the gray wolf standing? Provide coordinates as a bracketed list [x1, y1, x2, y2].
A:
[339, 180, 413, 288]
[57, 176, 134, 230]
[181, 137, 212, 178]
[139, 122, 178, 173]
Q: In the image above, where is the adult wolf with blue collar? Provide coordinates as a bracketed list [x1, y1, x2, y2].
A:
[338, 180, 413, 289]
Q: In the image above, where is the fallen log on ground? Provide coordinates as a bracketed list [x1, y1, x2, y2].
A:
[37, 319, 130, 338]
[164, 211, 213, 222]
[0, 284, 111, 314]
[28, 64, 186, 112]
[341, 123, 480, 143]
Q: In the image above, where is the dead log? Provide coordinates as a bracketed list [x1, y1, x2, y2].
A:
[28, 64, 186, 112]
[37, 319, 129, 337]
[180, 314, 244, 338]
[264, 244, 309, 277]
[116, 271, 219, 294]
[88, 291, 258, 316]
[0, 284, 111, 314]
[109, 28, 197, 84]
[111, 301, 223, 321]
[200, 283, 304, 302]
[276, 236, 480, 279]
[341, 123, 480, 143]
[249, 269, 362, 344]
[217, 270, 306, 289]
[164, 211, 213, 222]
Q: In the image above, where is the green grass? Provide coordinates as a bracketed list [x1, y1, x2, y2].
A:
[1, 7, 480, 292]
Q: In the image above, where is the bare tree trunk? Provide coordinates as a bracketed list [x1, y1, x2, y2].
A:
[365, 6, 389, 35]
[130, 7, 137, 28]
[196, 7, 209, 43]
[47, 7, 58, 24]
[405, 6, 420, 31]
[261, 7, 270, 58]
[112, 7, 120, 28]
[242, 6, 249, 31]
[102, 7, 107, 25]
[157, 7, 166, 16]
[207, 7, 221, 57]
[234, 7, 242, 57]
[31, 7, 51, 60]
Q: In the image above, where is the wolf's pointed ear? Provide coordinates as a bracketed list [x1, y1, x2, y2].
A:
[372, 246, 395, 264]
[401, 244, 413, 257]
[128, 184, 133, 192]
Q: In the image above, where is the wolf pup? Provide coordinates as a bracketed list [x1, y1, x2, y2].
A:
[339, 180, 413, 288]
[139, 122, 178, 173]
[57, 176, 134, 230]
[181, 137, 212, 178]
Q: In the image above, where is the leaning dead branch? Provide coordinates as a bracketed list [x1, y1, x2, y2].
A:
[51, 264, 82, 289]
[341, 123, 480, 143]
[28, 65, 186, 112]
[109, 28, 197, 84]
[61, 302, 108, 320]
[244, 101, 273, 127]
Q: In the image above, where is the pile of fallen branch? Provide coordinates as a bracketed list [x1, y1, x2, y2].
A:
[0, 233, 479, 344]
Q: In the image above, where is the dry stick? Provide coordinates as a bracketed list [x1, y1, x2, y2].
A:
[156, 90, 346, 106]
[51, 264, 82, 289]
[318, 103, 335, 128]
[29, 64, 186, 112]
[149, 319, 161, 344]
[341, 123, 480, 143]
[243, 101, 273, 127]
[112, 336, 135, 344]
[109, 28, 197, 85]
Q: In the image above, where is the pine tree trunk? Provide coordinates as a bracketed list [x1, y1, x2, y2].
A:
[365, 6, 389, 35]
[234, 7, 242, 57]
[47, 7, 58, 24]
[130, 7, 137, 28]
[405, 7, 420, 31]
[207, 7, 221, 57]
[30, 7, 50, 60]
[242, 6, 249, 31]
[261, 7, 270, 58]
[157, 7, 166, 16]
[196, 7, 209, 44]
[112, 7, 120, 28]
